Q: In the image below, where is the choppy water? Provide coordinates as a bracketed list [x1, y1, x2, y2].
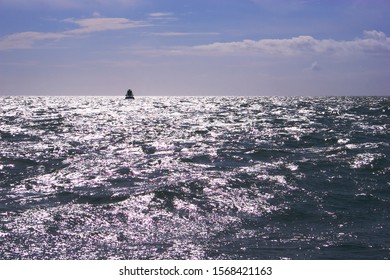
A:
[0, 96, 389, 260]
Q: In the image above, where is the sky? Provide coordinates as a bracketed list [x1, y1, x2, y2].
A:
[1, 0, 390, 96]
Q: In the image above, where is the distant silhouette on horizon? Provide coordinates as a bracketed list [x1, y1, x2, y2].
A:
[125, 89, 134, 99]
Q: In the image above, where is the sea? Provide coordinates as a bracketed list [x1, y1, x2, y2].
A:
[0, 96, 389, 260]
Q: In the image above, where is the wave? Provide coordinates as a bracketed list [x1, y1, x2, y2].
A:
[0, 96, 389, 259]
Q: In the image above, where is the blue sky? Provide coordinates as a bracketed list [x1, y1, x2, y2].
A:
[1, 0, 390, 96]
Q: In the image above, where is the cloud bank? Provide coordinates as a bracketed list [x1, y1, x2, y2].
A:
[192, 31, 390, 56]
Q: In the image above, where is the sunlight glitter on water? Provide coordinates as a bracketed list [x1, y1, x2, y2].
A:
[0, 96, 389, 259]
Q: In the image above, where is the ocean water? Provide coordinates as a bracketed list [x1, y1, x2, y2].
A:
[0, 96, 389, 260]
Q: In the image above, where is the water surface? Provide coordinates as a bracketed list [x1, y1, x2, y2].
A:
[0, 96, 389, 259]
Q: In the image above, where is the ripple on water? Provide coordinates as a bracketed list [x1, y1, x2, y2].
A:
[0, 96, 389, 259]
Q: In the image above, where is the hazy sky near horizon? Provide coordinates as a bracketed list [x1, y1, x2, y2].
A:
[1, 0, 390, 96]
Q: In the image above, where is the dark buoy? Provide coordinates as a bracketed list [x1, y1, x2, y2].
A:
[125, 89, 134, 99]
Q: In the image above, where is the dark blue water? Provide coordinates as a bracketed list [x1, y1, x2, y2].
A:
[0, 96, 389, 259]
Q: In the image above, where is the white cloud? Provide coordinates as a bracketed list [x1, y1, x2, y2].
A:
[92, 11, 102, 18]
[148, 12, 174, 18]
[309, 61, 320, 71]
[64, 17, 149, 34]
[147, 12, 177, 22]
[0, 17, 149, 50]
[363, 30, 387, 40]
[150, 32, 219, 37]
[191, 31, 390, 56]
[0, 32, 66, 50]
